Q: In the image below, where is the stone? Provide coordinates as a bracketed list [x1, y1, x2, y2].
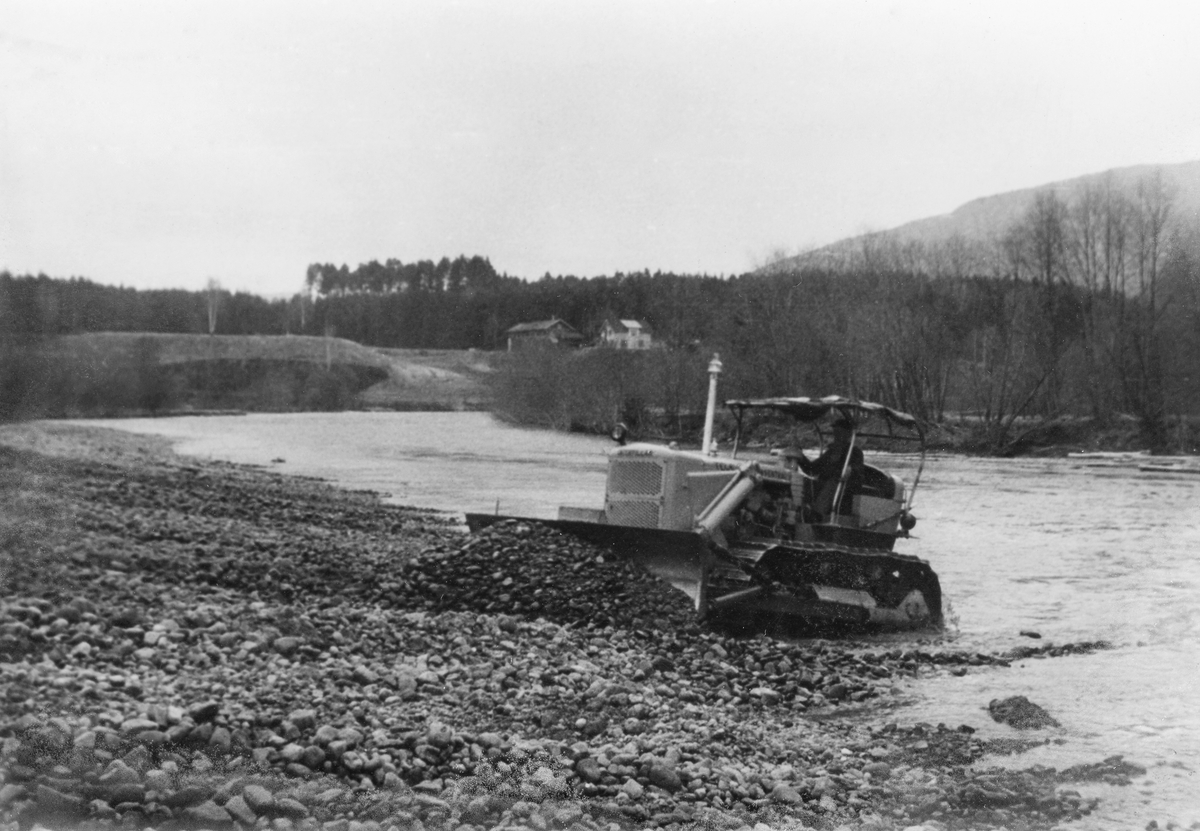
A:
[189, 701, 221, 723]
[185, 799, 233, 827]
[134, 729, 169, 747]
[0, 784, 27, 807]
[103, 783, 145, 805]
[425, 722, 452, 748]
[460, 794, 503, 825]
[413, 794, 449, 812]
[394, 668, 419, 698]
[210, 725, 232, 751]
[752, 686, 782, 705]
[621, 779, 644, 800]
[575, 757, 603, 784]
[652, 811, 691, 826]
[119, 717, 160, 736]
[289, 709, 318, 731]
[337, 728, 364, 748]
[120, 745, 152, 772]
[87, 798, 117, 820]
[526, 766, 567, 798]
[864, 761, 892, 780]
[280, 743, 306, 764]
[551, 804, 585, 827]
[988, 696, 1060, 729]
[275, 797, 310, 818]
[35, 784, 84, 815]
[163, 784, 216, 808]
[274, 636, 302, 656]
[300, 745, 326, 769]
[242, 783, 275, 813]
[97, 760, 140, 786]
[110, 609, 142, 628]
[770, 783, 804, 804]
[225, 794, 257, 825]
[647, 761, 683, 793]
[314, 725, 340, 745]
[352, 666, 379, 685]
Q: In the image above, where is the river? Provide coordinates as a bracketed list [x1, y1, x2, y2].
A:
[79, 411, 1200, 827]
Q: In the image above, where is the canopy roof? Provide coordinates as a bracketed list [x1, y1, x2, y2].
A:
[725, 395, 919, 430]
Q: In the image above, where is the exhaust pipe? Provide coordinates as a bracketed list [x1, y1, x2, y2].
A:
[701, 353, 723, 456]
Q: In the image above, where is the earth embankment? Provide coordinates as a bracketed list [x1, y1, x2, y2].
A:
[0, 423, 1138, 830]
[2, 334, 495, 418]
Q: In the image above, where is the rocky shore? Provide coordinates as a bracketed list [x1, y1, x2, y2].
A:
[0, 424, 1140, 830]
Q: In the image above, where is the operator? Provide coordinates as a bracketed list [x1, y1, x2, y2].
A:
[796, 417, 863, 520]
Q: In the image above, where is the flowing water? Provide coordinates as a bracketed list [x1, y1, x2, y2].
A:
[78, 412, 1200, 827]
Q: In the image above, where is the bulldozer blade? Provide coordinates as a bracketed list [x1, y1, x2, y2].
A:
[464, 513, 713, 610]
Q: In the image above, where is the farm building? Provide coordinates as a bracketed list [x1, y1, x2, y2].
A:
[505, 318, 585, 351]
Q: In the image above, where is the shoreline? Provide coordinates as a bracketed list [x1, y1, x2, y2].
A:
[0, 423, 1147, 830]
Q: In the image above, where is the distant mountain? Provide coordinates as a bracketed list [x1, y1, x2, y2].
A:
[769, 160, 1200, 274]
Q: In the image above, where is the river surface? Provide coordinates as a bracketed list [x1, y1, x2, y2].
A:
[79, 411, 1200, 827]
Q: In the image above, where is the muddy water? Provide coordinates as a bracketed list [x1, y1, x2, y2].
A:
[81, 412, 1200, 826]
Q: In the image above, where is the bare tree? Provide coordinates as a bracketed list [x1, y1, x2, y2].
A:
[1064, 174, 1131, 420]
[960, 268, 1053, 453]
[205, 278, 222, 336]
[1001, 190, 1074, 415]
[1123, 173, 1177, 440]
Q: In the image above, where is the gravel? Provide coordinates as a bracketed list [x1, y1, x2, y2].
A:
[0, 423, 1143, 830]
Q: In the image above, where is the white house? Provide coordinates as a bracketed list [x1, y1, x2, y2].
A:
[600, 319, 653, 350]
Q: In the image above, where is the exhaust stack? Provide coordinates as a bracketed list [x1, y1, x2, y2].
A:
[702, 353, 723, 455]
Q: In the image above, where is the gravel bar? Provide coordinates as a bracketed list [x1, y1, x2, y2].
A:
[0, 423, 1141, 830]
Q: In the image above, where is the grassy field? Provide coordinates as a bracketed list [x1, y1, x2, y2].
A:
[4, 333, 497, 417]
[43, 332, 395, 368]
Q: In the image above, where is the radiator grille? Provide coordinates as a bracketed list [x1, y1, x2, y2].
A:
[609, 460, 663, 496]
[606, 500, 661, 528]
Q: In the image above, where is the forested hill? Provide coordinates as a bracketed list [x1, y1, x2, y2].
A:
[772, 160, 1200, 276]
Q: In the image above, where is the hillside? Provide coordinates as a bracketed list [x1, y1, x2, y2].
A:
[770, 159, 1200, 272]
[43, 332, 395, 370]
[6, 333, 495, 417]
[358, 347, 497, 410]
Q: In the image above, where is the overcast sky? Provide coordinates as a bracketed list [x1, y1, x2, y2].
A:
[2, 1, 1199, 296]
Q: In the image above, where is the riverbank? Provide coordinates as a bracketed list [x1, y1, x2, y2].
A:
[0, 423, 1154, 830]
[6, 332, 1196, 456]
[0, 335, 495, 420]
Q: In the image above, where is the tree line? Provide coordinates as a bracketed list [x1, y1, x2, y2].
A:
[3, 173, 1198, 448]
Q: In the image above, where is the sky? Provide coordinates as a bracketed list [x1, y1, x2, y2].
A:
[2, 1, 1199, 296]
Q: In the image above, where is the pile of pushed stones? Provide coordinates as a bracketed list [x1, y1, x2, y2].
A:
[0, 427, 1137, 830]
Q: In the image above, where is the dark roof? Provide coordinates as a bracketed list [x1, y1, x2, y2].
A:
[724, 395, 920, 430]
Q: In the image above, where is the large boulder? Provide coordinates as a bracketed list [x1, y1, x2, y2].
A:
[987, 695, 1060, 729]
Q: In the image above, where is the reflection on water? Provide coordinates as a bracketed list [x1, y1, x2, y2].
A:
[81, 412, 1200, 826]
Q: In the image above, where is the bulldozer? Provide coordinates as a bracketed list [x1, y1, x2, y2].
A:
[467, 376, 941, 631]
